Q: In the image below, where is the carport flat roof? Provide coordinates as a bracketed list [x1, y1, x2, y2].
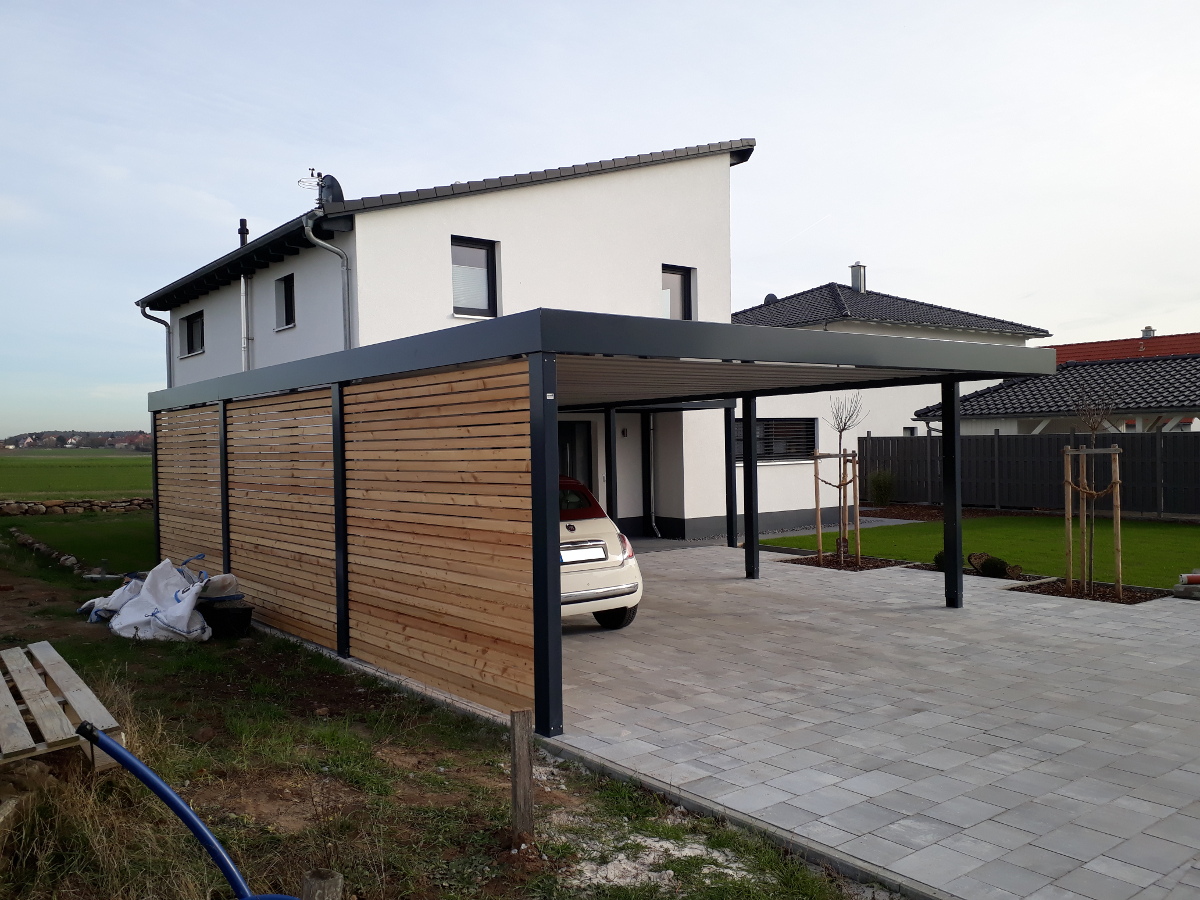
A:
[148, 308, 1056, 411]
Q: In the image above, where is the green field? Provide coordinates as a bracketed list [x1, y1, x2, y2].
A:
[0, 450, 152, 500]
[14, 510, 158, 572]
[763, 516, 1200, 589]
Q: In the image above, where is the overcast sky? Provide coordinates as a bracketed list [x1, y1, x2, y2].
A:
[3, 1, 1198, 435]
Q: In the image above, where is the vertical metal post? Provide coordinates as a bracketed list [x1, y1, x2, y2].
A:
[941, 381, 963, 608]
[993, 428, 1001, 510]
[925, 426, 934, 504]
[640, 412, 653, 537]
[724, 406, 738, 547]
[605, 407, 619, 523]
[218, 400, 231, 575]
[529, 353, 563, 737]
[151, 410, 161, 562]
[331, 383, 350, 659]
[1156, 430, 1165, 518]
[743, 396, 760, 579]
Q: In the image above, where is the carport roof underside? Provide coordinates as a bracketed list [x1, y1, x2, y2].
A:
[148, 308, 1056, 411]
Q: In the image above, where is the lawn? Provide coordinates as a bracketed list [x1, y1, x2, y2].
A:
[14, 510, 157, 572]
[0, 449, 152, 500]
[0, 532, 846, 900]
[763, 515, 1200, 589]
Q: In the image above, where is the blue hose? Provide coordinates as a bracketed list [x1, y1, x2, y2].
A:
[76, 723, 298, 900]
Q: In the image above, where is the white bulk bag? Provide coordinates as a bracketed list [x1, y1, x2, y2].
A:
[108, 558, 212, 642]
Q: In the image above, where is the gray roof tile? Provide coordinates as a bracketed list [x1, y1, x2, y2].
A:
[731, 282, 1048, 338]
[915, 355, 1200, 419]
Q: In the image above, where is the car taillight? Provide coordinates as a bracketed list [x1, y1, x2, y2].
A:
[618, 533, 634, 561]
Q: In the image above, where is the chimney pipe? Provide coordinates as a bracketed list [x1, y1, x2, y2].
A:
[238, 218, 249, 247]
[850, 261, 866, 293]
[1141, 326, 1155, 339]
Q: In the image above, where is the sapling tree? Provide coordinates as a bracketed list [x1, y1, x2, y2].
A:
[824, 392, 867, 564]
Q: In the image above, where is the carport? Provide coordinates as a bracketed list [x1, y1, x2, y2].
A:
[147, 309, 1054, 737]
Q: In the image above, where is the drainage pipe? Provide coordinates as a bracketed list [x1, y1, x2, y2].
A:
[139, 302, 174, 388]
[303, 210, 352, 350]
[238, 217, 253, 371]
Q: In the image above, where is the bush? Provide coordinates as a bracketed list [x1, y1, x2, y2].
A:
[933, 550, 963, 572]
[868, 469, 896, 507]
[978, 556, 1011, 578]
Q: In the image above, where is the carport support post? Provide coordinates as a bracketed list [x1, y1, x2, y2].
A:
[724, 406, 738, 548]
[941, 380, 964, 608]
[742, 396, 760, 579]
[605, 408, 618, 521]
[529, 353, 563, 737]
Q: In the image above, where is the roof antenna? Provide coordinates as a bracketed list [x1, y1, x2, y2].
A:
[297, 169, 343, 209]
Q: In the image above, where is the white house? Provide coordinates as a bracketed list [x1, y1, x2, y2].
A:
[137, 140, 1043, 537]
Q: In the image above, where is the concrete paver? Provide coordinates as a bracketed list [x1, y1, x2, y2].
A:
[553, 546, 1200, 900]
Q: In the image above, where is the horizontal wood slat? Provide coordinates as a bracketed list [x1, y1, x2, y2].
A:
[344, 360, 534, 713]
[227, 389, 336, 650]
[156, 405, 223, 573]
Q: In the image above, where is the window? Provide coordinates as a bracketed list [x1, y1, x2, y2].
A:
[451, 236, 497, 316]
[734, 418, 817, 462]
[180, 311, 204, 356]
[661, 265, 693, 320]
[902, 427, 917, 437]
[274, 274, 295, 329]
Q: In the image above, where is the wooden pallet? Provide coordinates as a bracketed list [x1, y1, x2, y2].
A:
[0, 641, 122, 771]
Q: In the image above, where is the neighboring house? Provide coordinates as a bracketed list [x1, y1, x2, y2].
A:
[1049, 327, 1200, 364]
[729, 265, 1049, 527]
[913, 353, 1200, 434]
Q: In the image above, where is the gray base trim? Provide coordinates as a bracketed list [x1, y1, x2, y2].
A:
[546, 740, 958, 900]
[620, 505, 851, 540]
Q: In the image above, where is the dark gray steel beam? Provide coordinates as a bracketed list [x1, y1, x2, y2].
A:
[742, 397, 759, 579]
[942, 380, 964, 608]
[332, 383, 350, 658]
[640, 412, 653, 537]
[529, 353, 563, 737]
[150, 309, 1054, 413]
[605, 408, 618, 522]
[218, 400, 230, 574]
[724, 406, 738, 548]
[151, 411, 161, 561]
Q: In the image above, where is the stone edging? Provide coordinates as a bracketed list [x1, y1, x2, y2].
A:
[0, 499, 154, 517]
[7, 527, 104, 576]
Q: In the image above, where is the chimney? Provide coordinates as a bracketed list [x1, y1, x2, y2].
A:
[1141, 326, 1155, 339]
[850, 261, 866, 293]
[238, 218, 249, 247]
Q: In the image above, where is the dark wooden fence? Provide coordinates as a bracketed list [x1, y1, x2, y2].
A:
[858, 433, 1200, 515]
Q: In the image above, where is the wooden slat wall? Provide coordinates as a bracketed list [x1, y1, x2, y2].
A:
[343, 360, 534, 713]
[156, 405, 223, 575]
[226, 389, 337, 649]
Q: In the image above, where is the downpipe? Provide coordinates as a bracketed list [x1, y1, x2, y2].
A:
[303, 211, 352, 351]
[139, 301, 174, 388]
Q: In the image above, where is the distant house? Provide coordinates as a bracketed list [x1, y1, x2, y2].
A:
[1050, 327, 1200, 364]
[914, 352, 1200, 434]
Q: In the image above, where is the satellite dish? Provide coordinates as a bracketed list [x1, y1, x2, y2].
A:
[319, 174, 344, 205]
[764, 293, 779, 305]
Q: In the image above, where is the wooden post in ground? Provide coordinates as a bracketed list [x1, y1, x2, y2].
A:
[1112, 450, 1123, 601]
[1064, 447, 1074, 595]
[301, 869, 344, 900]
[813, 450, 823, 566]
[510, 708, 534, 847]
[1078, 446, 1090, 595]
[852, 451, 861, 566]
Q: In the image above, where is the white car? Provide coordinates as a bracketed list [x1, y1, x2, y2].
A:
[559, 477, 643, 629]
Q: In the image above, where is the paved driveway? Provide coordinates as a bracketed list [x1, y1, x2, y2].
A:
[554, 546, 1200, 900]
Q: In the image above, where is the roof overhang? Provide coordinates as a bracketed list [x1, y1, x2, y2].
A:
[135, 213, 353, 312]
[148, 309, 1057, 413]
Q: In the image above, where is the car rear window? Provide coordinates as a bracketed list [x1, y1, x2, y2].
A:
[560, 483, 606, 521]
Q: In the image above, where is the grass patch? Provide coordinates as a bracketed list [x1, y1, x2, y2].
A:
[763, 515, 1199, 588]
[0, 450, 152, 501]
[12, 510, 157, 572]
